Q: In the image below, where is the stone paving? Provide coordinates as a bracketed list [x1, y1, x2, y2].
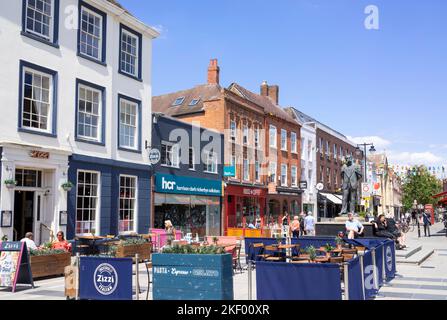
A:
[0, 223, 445, 300]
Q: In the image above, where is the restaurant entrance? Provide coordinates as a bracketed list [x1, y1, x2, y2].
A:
[13, 190, 34, 241]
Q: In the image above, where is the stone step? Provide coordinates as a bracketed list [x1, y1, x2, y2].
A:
[395, 245, 422, 259]
[397, 248, 435, 265]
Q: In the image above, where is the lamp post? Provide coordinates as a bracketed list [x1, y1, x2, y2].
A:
[413, 200, 421, 238]
[355, 143, 376, 215]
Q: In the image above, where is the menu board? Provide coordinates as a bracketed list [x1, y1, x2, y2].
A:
[0, 251, 20, 287]
[0, 242, 34, 292]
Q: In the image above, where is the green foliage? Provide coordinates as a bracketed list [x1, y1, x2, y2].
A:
[30, 249, 66, 256]
[42, 242, 53, 250]
[121, 238, 148, 246]
[1, 235, 8, 241]
[324, 243, 334, 252]
[4, 179, 17, 186]
[212, 237, 219, 244]
[61, 181, 74, 189]
[335, 236, 344, 246]
[306, 245, 317, 261]
[161, 244, 226, 255]
[402, 166, 442, 211]
[357, 211, 366, 218]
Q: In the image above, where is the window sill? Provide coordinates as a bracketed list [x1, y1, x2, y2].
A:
[77, 52, 107, 67]
[204, 171, 219, 175]
[21, 31, 59, 49]
[118, 69, 142, 82]
[161, 164, 180, 169]
[75, 137, 105, 146]
[18, 127, 57, 138]
[118, 146, 142, 154]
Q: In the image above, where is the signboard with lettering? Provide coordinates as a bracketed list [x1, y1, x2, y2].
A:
[155, 174, 222, 197]
[79, 257, 132, 300]
[299, 181, 308, 190]
[0, 242, 34, 292]
[362, 183, 372, 197]
[223, 166, 235, 177]
[149, 148, 161, 165]
[29, 151, 50, 159]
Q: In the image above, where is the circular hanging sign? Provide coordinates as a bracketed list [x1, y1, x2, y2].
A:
[149, 148, 161, 165]
[374, 183, 381, 190]
[316, 183, 324, 191]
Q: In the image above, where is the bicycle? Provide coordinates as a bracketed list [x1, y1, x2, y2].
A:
[397, 220, 410, 234]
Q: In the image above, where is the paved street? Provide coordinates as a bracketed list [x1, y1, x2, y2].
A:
[1, 224, 445, 300]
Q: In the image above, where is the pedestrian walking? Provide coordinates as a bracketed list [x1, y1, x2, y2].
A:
[422, 210, 431, 237]
[290, 216, 300, 238]
[304, 212, 316, 236]
[299, 212, 306, 236]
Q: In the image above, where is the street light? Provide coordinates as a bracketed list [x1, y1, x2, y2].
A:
[413, 200, 422, 238]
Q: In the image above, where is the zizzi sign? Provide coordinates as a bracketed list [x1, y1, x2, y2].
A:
[29, 151, 50, 159]
[94, 263, 118, 296]
[155, 174, 222, 196]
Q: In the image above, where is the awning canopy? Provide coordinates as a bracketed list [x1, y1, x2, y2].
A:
[320, 193, 342, 205]
[433, 191, 447, 199]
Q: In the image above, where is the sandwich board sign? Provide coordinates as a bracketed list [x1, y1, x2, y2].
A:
[0, 241, 34, 292]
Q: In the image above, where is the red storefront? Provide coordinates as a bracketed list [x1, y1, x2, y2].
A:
[224, 184, 268, 237]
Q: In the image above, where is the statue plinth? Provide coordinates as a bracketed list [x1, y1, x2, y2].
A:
[334, 215, 366, 223]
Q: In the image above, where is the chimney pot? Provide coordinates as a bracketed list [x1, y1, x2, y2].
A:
[260, 81, 269, 97]
[207, 59, 220, 85]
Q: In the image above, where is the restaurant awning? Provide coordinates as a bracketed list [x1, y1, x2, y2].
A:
[433, 191, 447, 199]
[320, 193, 342, 205]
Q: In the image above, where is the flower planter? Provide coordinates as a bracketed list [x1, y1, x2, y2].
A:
[62, 186, 72, 192]
[30, 252, 72, 279]
[5, 183, 16, 189]
[152, 253, 234, 300]
[115, 243, 152, 261]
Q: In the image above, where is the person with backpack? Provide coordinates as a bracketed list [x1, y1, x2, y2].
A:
[422, 210, 431, 237]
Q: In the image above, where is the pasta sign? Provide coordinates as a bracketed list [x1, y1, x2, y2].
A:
[0, 242, 34, 292]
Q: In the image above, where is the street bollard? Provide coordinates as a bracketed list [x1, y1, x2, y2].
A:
[343, 263, 350, 301]
[359, 253, 366, 300]
[248, 260, 252, 300]
[76, 253, 80, 300]
[371, 248, 379, 294]
[382, 245, 386, 284]
[135, 254, 140, 300]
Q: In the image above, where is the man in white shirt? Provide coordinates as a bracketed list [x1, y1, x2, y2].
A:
[345, 213, 364, 239]
[304, 212, 315, 236]
[20, 232, 38, 251]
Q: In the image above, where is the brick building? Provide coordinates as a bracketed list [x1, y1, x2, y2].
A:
[287, 108, 362, 219]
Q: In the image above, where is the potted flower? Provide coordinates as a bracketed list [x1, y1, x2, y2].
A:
[152, 244, 233, 300]
[30, 243, 71, 279]
[61, 181, 74, 192]
[4, 179, 17, 189]
[115, 237, 152, 261]
[324, 243, 334, 258]
[306, 245, 317, 262]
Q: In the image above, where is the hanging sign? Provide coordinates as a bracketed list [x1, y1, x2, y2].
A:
[29, 151, 50, 159]
[362, 183, 372, 197]
[0, 241, 34, 292]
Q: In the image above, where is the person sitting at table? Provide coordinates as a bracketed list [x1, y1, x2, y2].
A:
[386, 213, 406, 249]
[52, 231, 72, 252]
[345, 213, 364, 239]
[20, 232, 38, 251]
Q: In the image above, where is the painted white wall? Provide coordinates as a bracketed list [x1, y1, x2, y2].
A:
[300, 124, 317, 216]
[0, 0, 157, 165]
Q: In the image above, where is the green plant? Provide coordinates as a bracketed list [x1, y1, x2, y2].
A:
[161, 244, 226, 255]
[306, 245, 317, 261]
[30, 248, 66, 256]
[324, 243, 334, 252]
[121, 238, 148, 246]
[212, 236, 219, 245]
[335, 236, 344, 247]
[4, 179, 17, 186]
[61, 181, 74, 190]
[1, 235, 8, 241]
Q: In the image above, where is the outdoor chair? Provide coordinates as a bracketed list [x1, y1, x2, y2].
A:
[260, 245, 281, 261]
[288, 244, 301, 260]
[342, 253, 355, 262]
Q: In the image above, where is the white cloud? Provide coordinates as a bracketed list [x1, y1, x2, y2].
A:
[152, 24, 168, 39]
[347, 136, 391, 150]
[388, 151, 444, 165]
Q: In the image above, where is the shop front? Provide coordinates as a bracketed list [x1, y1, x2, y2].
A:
[0, 143, 70, 244]
[225, 184, 268, 238]
[153, 173, 222, 237]
[317, 192, 343, 219]
[267, 188, 303, 226]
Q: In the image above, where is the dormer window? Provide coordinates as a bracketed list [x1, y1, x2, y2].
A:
[172, 97, 185, 106]
[189, 98, 200, 106]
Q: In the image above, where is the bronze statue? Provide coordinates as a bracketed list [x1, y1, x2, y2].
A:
[339, 155, 362, 216]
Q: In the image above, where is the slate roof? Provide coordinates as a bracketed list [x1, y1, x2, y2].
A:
[152, 84, 223, 117]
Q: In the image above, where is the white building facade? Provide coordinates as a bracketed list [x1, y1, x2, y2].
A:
[299, 123, 317, 216]
[0, 0, 158, 243]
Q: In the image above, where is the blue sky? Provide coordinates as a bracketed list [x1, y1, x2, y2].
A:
[121, 0, 447, 173]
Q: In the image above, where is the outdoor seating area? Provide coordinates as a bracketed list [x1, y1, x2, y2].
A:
[245, 236, 397, 300]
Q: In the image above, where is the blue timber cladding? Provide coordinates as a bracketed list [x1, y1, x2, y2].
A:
[151, 115, 224, 181]
[67, 154, 151, 239]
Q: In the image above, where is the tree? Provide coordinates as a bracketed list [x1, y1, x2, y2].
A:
[402, 166, 442, 211]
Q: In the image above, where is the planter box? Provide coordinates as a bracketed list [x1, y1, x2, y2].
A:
[30, 252, 72, 279]
[115, 243, 152, 261]
[152, 253, 234, 300]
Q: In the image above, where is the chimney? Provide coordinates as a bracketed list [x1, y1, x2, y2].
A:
[207, 59, 220, 85]
[260, 81, 279, 104]
[260, 81, 269, 97]
[268, 85, 279, 105]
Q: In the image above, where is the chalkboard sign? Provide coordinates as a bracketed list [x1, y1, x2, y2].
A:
[0, 241, 34, 292]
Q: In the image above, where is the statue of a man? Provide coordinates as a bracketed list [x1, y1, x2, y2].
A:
[339, 155, 362, 216]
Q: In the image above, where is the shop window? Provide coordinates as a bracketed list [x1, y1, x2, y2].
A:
[119, 175, 137, 233]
